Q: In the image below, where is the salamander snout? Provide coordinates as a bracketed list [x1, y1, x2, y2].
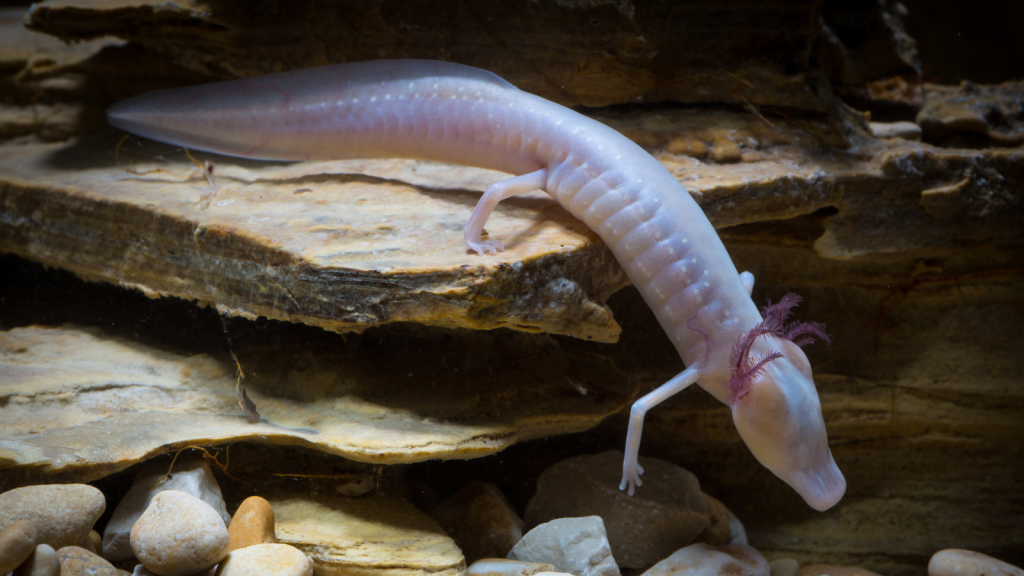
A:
[730, 341, 846, 511]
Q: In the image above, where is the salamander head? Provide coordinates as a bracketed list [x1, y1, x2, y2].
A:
[727, 293, 845, 511]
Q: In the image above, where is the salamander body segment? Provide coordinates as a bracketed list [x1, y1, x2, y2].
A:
[108, 59, 845, 510]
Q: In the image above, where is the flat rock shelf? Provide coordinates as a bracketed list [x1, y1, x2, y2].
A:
[0, 324, 634, 485]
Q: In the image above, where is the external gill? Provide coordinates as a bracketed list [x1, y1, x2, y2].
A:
[728, 293, 830, 403]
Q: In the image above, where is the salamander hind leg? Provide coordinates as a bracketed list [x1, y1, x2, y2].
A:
[620, 364, 702, 495]
[463, 168, 548, 255]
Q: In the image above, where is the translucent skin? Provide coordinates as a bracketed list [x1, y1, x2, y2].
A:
[107, 59, 845, 510]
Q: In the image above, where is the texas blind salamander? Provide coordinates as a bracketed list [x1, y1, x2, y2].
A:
[108, 59, 846, 510]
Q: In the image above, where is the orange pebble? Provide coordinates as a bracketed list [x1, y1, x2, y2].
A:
[228, 497, 276, 551]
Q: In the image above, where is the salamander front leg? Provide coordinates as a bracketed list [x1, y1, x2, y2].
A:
[620, 363, 702, 495]
[740, 271, 755, 295]
[464, 168, 548, 255]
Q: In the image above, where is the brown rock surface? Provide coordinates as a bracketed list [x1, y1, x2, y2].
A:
[917, 81, 1024, 147]
[524, 451, 708, 569]
[269, 490, 464, 576]
[430, 483, 524, 564]
[693, 493, 730, 546]
[228, 497, 276, 552]
[0, 323, 631, 485]
[20, 1, 913, 112]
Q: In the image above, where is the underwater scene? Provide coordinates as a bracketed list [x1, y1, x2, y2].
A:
[1, 2, 1021, 576]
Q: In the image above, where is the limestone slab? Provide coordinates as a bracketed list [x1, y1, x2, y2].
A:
[269, 491, 465, 576]
[0, 324, 632, 486]
[0, 137, 628, 342]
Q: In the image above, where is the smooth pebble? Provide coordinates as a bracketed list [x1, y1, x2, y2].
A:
[104, 458, 230, 561]
[928, 549, 1023, 576]
[640, 543, 768, 576]
[56, 546, 118, 576]
[0, 520, 38, 575]
[0, 485, 105, 551]
[726, 508, 747, 545]
[131, 490, 229, 576]
[797, 564, 883, 576]
[508, 516, 619, 576]
[13, 544, 59, 576]
[467, 558, 556, 576]
[228, 497, 276, 552]
[215, 543, 311, 576]
[769, 558, 800, 576]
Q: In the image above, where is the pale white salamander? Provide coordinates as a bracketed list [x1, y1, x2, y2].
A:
[107, 59, 846, 510]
